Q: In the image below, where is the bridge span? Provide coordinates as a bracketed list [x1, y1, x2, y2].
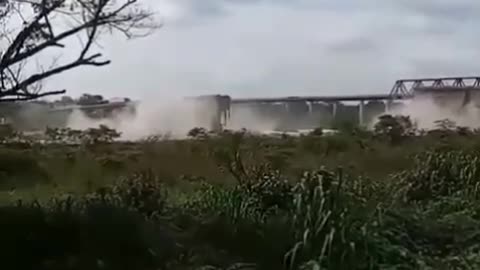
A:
[44, 76, 480, 131]
[228, 95, 401, 129]
[210, 76, 480, 130]
[232, 94, 408, 103]
[229, 93, 409, 127]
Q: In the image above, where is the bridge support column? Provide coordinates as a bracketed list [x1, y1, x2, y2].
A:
[220, 95, 231, 129]
[332, 102, 338, 118]
[359, 100, 365, 125]
[385, 100, 392, 114]
[209, 95, 231, 132]
[222, 109, 229, 127]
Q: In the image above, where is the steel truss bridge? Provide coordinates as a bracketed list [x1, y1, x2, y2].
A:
[47, 76, 480, 128]
[232, 76, 480, 104]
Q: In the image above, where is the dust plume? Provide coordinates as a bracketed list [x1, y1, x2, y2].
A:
[376, 93, 480, 129]
[66, 98, 207, 140]
[64, 92, 480, 138]
[65, 97, 279, 140]
[226, 105, 279, 132]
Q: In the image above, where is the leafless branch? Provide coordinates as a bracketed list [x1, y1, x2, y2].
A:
[0, 0, 160, 102]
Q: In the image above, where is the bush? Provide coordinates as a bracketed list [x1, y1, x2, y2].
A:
[395, 150, 480, 202]
[0, 197, 177, 270]
[0, 150, 49, 189]
[7, 121, 480, 269]
[180, 168, 388, 270]
[373, 114, 415, 144]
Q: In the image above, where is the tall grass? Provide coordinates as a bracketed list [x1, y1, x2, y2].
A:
[4, 127, 480, 269]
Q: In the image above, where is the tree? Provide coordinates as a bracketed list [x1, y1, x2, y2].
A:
[373, 114, 416, 143]
[78, 93, 104, 105]
[428, 118, 462, 138]
[59, 95, 73, 103]
[0, 0, 159, 102]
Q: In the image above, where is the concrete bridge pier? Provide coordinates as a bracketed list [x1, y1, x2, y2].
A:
[221, 96, 232, 129]
[332, 102, 338, 118]
[385, 99, 392, 114]
[202, 95, 232, 131]
[221, 108, 229, 127]
[359, 100, 365, 125]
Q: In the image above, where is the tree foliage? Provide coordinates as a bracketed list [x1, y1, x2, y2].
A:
[373, 114, 416, 143]
[0, 0, 159, 101]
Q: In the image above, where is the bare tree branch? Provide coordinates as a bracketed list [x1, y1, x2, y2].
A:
[0, 89, 66, 101]
[0, 0, 160, 102]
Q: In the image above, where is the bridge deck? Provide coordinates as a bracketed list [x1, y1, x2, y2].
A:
[45, 81, 480, 112]
[232, 94, 409, 104]
[414, 86, 480, 92]
[48, 101, 137, 112]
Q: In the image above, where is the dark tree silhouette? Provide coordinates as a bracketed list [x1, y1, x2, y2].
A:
[0, 0, 159, 102]
[374, 114, 416, 143]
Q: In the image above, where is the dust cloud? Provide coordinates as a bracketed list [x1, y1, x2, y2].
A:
[65, 98, 278, 140]
[66, 98, 205, 140]
[226, 106, 278, 132]
[65, 92, 480, 140]
[378, 94, 480, 129]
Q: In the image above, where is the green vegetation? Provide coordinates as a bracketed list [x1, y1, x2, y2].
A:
[3, 115, 480, 269]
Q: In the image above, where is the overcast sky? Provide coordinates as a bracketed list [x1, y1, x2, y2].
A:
[45, 0, 480, 100]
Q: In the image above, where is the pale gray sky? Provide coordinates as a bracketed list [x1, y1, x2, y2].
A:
[45, 0, 480, 100]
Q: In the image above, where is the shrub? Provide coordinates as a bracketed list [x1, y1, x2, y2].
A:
[181, 168, 389, 270]
[188, 127, 209, 139]
[0, 197, 177, 270]
[373, 114, 415, 144]
[284, 169, 383, 270]
[395, 150, 480, 202]
[0, 150, 49, 189]
[103, 170, 168, 218]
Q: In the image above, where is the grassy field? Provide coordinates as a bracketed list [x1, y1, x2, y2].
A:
[3, 118, 480, 269]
